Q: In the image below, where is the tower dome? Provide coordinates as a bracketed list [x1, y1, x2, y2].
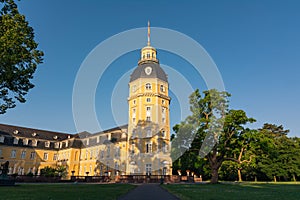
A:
[130, 21, 168, 83]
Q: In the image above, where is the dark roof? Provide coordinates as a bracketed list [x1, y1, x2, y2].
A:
[0, 123, 71, 141]
[93, 124, 128, 136]
[130, 61, 168, 82]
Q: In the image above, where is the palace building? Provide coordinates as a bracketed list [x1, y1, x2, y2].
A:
[0, 22, 172, 178]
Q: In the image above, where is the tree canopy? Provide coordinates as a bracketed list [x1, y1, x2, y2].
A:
[0, 0, 43, 114]
[172, 89, 300, 183]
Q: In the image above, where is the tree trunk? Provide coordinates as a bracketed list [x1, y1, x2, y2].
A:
[254, 176, 257, 182]
[211, 168, 219, 184]
[273, 176, 277, 182]
[292, 174, 296, 182]
[237, 168, 242, 182]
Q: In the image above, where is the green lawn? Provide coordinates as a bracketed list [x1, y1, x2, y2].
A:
[162, 182, 300, 200]
[0, 183, 136, 200]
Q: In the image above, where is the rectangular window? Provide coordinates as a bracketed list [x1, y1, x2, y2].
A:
[146, 116, 151, 121]
[146, 164, 152, 175]
[30, 152, 36, 160]
[90, 149, 94, 159]
[132, 117, 136, 123]
[53, 153, 58, 161]
[146, 106, 151, 111]
[100, 165, 103, 176]
[131, 143, 135, 154]
[85, 150, 88, 160]
[21, 151, 26, 159]
[43, 152, 48, 160]
[162, 142, 167, 153]
[115, 162, 119, 171]
[162, 100, 165, 105]
[146, 129, 152, 137]
[163, 167, 167, 175]
[54, 142, 59, 148]
[115, 146, 120, 158]
[11, 150, 16, 158]
[107, 146, 110, 158]
[146, 143, 152, 153]
[160, 85, 165, 92]
[146, 98, 151, 102]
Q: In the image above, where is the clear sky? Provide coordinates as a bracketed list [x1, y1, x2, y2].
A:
[1, 0, 300, 137]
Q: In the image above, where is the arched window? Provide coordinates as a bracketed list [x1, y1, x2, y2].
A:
[145, 83, 151, 90]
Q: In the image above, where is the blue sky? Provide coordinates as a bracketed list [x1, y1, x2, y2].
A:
[1, 0, 300, 136]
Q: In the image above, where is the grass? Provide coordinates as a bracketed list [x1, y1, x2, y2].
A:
[0, 183, 136, 200]
[162, 182, 300, 200]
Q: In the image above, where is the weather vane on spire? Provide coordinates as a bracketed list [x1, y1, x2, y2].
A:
[147, 20, 150, 46]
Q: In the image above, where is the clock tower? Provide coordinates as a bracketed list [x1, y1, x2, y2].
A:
[127, 22, 172, 175]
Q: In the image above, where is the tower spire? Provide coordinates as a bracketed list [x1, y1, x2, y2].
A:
[147, 20, 150, 46]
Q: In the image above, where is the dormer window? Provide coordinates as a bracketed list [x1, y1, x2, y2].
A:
[45, 141, 50, 148]
[53, 136, 58, 140]
[32, 139, 37, 147]
[147, 53, 150, 58]
[32, 132, 37, 137]
[13, 137, 19, 145]
[0, 136, 4, 143]
[23, 138, 28, 145]
[54, 142, 59, 149]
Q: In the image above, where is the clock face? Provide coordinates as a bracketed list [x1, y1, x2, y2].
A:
[145, 66, 152, 75]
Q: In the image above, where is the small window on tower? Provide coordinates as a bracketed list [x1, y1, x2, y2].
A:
[147, 53, 150, 58]
[160, 85, 165, 92]
[133, 100, 136, 105]
[162, 100, 165, 105]
[146, 116, 151, 121]
[146, 106, 151, 111]
[146, 98, 151, 102]
[145, 83, 151, 90]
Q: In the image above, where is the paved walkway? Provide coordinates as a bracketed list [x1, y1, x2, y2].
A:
[118, 184, 179, 200]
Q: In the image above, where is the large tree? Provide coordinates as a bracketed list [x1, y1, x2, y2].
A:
[172, 89, 256, 183]
[0, 0, 43, 114]
[256, 124, 300, 182]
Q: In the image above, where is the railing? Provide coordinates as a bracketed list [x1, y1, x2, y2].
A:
[70, 175, 196, 183]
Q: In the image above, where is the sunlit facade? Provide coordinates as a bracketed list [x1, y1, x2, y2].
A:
[0, 22, 172, 178]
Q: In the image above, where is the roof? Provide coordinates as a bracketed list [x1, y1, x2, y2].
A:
[130, 61, 168, 82]
[0, 123, 71, 141]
